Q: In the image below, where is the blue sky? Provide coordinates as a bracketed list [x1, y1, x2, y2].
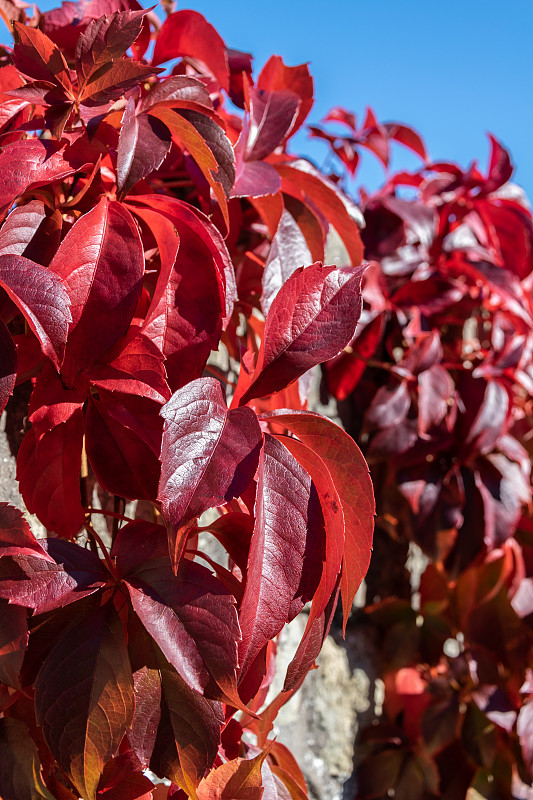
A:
[26, 0, 533, 199]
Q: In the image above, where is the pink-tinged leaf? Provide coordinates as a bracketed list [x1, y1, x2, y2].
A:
[12, 21, 72, 94]
[75, 8, 148, 80]
[462, 379, 510, 456]
[262, 209, 312, 315]
[325, 312, 384, 400]
[235, 262, 365, 406]
[0, 538, 107, 613]
[16, 409, 85, 538]
[0, 599, 27, 688]
[383, 122, 428, 161]
[159, 377, 262, 542]
[85, 391, 162, 501]
[0, 717, 55, 800]
[0, 502, 51, 560]
[231, 159, 281, 199]
[262, 410, 375, 629]
[128, 664, 161, 769]
[277, 162, 364, 267]
[238, 434, 325, 677]
[50, 197, 144, 385]
[323, 106, 357, 131]
[366, 380, 411, 429]
[116, 96, 171, 197]
[258, 56, 313, 135]
[197, 751, 267, 800]
[152, 9, 229, 90]
[87, 333, 170, 405]
[129, 202, 227, 388]
[245, 87, 300, 161]
[0, 254, 71, 371]
[517, 700, 533, 775]
[35, 603, 134, 800]
[0, 138, 86, 215]
[0, 321, 16, 416]
[0, 199, 62, 266]
[418, 366, 454, 435]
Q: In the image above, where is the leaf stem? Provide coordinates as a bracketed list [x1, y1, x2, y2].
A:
[85, 507, 134, 523]
[84, 522, 116, 577]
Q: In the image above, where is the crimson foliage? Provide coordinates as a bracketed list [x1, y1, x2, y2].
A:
[0, 3, 375, 799]
[312, 111, 533, 797]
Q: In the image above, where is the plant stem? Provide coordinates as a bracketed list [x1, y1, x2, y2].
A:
[84, 522, 116, 577]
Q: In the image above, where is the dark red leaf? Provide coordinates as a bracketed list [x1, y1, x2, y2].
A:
[258, 56, 313, 135]
[85, 391, 162, 501]
[140, 75, 212, 112]
[75, 8, 148, 81]
[0, 598, 27, 688]
[50, 197, 144, 385]
[0, 539, 107, 614]
[159, 377, 262, 544]
[116, 96, 172, 197]
[245, 87, 300, 162]
[0, 717, 53, 800]
[262, 410, 375, 628]
[238, 434, 325, 677]
[152, 10, 229, 90]
[0, 321, 16, 416]
[35, 603, 134, 800]
[0, 254, 71, 371]
[235, 262, 365, 406]
[12, 21, 72, 94]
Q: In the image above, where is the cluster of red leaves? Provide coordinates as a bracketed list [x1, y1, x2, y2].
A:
[0, 4, 377, 799]
[314, 113, 533, 797]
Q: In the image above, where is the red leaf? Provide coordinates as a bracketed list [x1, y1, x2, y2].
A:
[96, 751, 154, 800]
[152, 10, 229, 90]
[12, 21, 72, 94]
[28, 363, 88, 440]
[258, 56, 313, 135]
[87, 333, 170, 405]
[238, 434, 325, 677]
[0, 254, 71, 371]
[383, 122, 428, 161]
[0, 502, 51, 559]
[159, 377, 262, 548]
[0, 138, 86, 215]
[50, 197, 144, 385]
[0, 199, 62, 266]
[75, 8, 148, 81]
[262, 410, 375, 628]
[16, 410, 85, 538]
[35, 603, 134, 800]
[231, 159, 281, 199]
[85, 391, 162, 501]
[116, 96, 172, 197]
[78, 57, 158, 105]
[129, 200, 231, 389]
[235, 262, 365, 406]
[140, 75, 212, 112]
